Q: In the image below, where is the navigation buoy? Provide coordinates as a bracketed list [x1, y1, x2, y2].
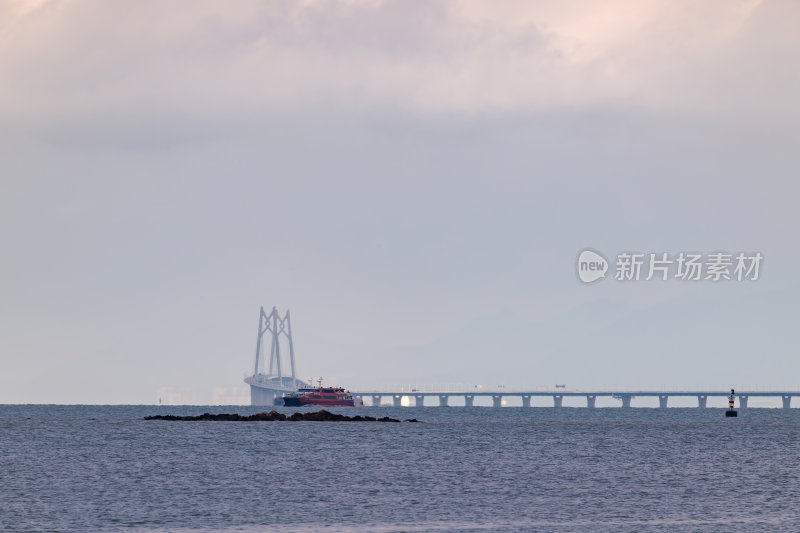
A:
[726, 388, 738, 417]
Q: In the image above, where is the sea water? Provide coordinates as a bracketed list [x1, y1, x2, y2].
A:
[2, 405, 799, 532]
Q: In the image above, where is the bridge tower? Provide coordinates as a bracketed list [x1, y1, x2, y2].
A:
[244, 306, 307, 405]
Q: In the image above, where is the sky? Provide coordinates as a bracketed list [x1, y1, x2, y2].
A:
[1, 0, 799, 404]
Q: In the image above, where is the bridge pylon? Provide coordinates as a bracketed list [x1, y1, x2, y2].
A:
[244, 306, 307, 405]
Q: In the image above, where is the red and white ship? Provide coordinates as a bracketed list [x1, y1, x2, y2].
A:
[281, 380, 363, 407]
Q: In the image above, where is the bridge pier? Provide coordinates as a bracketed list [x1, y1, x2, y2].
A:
[392, 395, 402, 408]
[438, 395, 449, 407]
[659, 395, 668, 409]
[553, 395, 563, 408]
[617, 395, 632, 408]
[372, 395, 382, 407]
[521, 395, 531, 407]
[697, 395, 707, 408]
[586, 395, 596, 409]
[249, 385, 278, 407]
[739, 395, 748, 409]
[492, 395, 503, 408]
[783, 395, 792, 409]
[464, 395, 474, 407]
[414, 395, 425, 407]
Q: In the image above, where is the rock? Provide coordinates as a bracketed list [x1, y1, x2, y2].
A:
[250, 411, 286, 421]
[145, 410, 406, 423]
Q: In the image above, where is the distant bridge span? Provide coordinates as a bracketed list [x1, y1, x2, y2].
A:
[349, 390, 800, 408]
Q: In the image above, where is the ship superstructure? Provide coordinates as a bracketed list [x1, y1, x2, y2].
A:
[282, 382, 363, 407]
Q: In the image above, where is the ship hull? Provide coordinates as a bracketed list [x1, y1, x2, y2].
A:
[282, 397, 357, 407]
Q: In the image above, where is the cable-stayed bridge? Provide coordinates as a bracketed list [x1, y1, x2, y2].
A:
[244, 306, 798, 408]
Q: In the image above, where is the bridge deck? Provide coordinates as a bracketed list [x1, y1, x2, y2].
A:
[353, 390, 799, 397]
[350, 390, 799, 408]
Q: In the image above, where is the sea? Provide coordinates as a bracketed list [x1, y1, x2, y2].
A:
[2, 405, 800, 532]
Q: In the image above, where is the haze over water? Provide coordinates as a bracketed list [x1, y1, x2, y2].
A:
[3, 405, 800, 532]
[3, 1, 800, 404]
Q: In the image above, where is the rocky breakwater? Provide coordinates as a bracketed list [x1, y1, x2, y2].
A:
[145, 409, 419, 423]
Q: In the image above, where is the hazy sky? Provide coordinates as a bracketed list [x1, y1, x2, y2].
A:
[1, 0, 798, 404]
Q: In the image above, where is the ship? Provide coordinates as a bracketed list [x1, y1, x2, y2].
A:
[281, 382, 364, 407]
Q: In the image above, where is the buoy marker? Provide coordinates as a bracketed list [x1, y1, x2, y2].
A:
[726, 388, 738, 417]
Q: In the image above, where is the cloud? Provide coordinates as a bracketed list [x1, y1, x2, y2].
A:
[1, 1, 799, 402]
[1, 0, 796, 121]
